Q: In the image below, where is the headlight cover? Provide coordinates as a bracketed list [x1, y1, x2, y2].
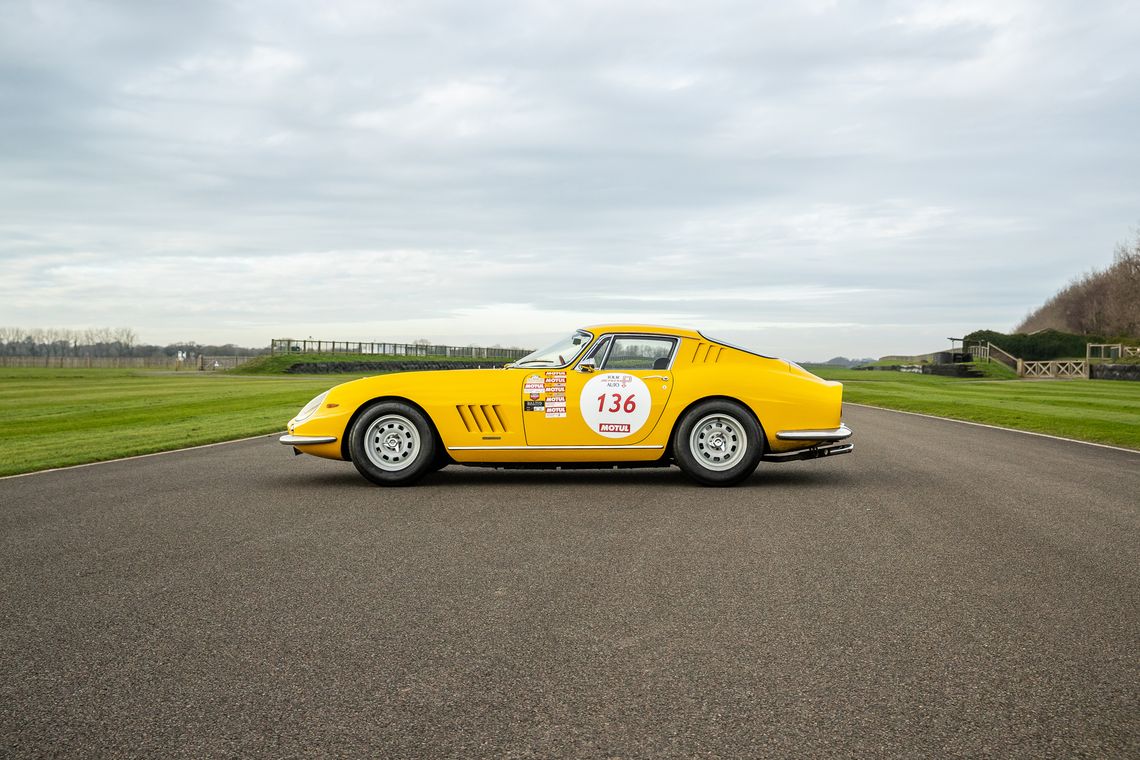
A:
[294, 391, 330, 423]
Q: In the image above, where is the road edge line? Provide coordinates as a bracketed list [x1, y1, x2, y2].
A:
[845, 403, 1140, 454]
[0, 434, 280, 480]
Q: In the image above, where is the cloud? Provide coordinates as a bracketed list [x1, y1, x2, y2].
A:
[1, 0, 1138, 358]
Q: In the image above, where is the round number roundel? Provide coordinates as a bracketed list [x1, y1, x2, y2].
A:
[580, 373, 651, 438]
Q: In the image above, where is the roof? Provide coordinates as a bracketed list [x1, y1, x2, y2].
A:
[579, 324, 704, 340]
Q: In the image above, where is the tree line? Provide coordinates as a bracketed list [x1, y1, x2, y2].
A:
[0, 327, 268, 358]
[1017, 230, 1140, 338]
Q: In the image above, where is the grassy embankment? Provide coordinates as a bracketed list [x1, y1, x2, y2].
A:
[0, 368, 357, 477]
[811, 366, 1140, 450]
[2, 361, 1137, 478]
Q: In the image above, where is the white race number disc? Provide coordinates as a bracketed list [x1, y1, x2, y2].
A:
[580, 373, 651, 438]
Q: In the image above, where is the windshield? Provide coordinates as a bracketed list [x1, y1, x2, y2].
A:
[509, 330, 592, 367]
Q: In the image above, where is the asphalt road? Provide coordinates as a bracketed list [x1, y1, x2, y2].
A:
[1, 405, 1137, 759]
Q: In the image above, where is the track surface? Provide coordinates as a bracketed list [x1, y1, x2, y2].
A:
[2, 406, 1137, 758]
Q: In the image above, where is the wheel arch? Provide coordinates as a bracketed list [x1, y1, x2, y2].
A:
[664, 395, 768, 458]
[340, 395, 448, 463]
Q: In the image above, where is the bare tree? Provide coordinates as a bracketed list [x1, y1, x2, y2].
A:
[1017, 228, 1140, 338]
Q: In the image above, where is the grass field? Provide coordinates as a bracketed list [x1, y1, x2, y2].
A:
[1, 366, 1137, 478]
[813, 367, 1140, 449]
[0, 369, 354, 477]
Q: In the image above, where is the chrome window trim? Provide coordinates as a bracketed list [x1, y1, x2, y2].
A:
[513, 329, 595, 370]
[591, 333, 680, 372]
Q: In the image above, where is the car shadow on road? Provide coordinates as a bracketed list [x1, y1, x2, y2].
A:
[418, 464, 852, 490]
[272, 462, 853, 491]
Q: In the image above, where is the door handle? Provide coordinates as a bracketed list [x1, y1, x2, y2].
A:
[645, 375, 670, 381]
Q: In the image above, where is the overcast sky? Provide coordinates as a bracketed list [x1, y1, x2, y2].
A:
[2, 0, 1137, 359]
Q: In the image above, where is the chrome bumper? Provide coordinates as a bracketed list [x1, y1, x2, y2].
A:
[775, 424, 852, 442]
[279, 434, 338, 446]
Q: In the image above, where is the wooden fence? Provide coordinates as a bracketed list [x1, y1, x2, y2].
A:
[271, 338, 531, 360]
[0, 356, 180, 369]
[1019, 359, 1088, 379]
[1087, 344, 1140, 362]
[198, 356, 255, 371]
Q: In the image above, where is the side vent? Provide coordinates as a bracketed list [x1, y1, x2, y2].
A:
[691, 342, 723, 363]
[456, 404, 508, 433]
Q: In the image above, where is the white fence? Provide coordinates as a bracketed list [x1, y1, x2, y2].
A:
[1020, 360, 1088, 379]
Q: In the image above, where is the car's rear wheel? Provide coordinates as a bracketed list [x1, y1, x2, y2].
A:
[349, 402, 437, 486]
[673, 400, 763, 486]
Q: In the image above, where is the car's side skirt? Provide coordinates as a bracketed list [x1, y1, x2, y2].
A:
[445, 444, 668, 465]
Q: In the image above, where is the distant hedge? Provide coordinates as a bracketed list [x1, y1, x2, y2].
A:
[964, 328, 1139, 361]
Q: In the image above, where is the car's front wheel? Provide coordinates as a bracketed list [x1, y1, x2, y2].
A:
[673, 400, 763, 486]
[349, 402, 438, 486]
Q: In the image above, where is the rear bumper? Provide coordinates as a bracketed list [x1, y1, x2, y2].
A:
[762, 441, 853, 463]
[775, 424, 852, 442]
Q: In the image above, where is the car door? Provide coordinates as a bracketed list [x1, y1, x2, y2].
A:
[522, 334, 676, 447]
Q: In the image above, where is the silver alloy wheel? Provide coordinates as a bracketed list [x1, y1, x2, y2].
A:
[363, 414, 421, 471]
[689, 413, 747, 471]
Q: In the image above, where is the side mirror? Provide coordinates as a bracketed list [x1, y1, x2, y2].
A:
[577, 358, 597, 373]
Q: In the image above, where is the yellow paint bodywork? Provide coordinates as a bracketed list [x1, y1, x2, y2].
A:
[286, 324, 844, 464]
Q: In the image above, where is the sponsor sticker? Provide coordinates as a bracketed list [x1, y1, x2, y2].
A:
[524, 373, 545, 400]
[524, 400, 545, 412]
[544, 393, 567, 418]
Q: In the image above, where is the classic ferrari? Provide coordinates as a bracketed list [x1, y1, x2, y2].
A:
[280, 324, 852, 486]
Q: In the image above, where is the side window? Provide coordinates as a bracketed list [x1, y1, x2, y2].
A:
[602, 337, 677, 371]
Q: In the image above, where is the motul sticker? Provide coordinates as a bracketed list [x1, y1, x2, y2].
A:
[598, 423, 631, 433]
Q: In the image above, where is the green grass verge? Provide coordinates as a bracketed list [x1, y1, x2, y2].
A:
[0, 368, 356, 477]
[967, 361, 1019, 380]
[812, 367, 1140, 449]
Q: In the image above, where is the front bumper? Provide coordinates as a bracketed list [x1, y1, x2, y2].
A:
[279, 434, 338, 446]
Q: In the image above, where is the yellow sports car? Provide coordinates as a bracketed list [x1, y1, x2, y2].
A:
[281, 324, 852, 486]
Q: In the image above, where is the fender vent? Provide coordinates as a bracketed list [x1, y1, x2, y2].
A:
[691, 342, 723, 363]
[456, 404, 508, 433]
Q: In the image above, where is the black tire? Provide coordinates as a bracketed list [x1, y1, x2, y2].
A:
[672, 400, 763, 486]
[427, 449, 452, 473]
[348, 402, 438, 486]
